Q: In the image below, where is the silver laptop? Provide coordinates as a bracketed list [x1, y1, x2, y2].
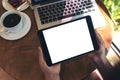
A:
[30, 0, 106, 30]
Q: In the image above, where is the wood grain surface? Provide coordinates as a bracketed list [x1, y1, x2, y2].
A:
[0, 0, 114, 80]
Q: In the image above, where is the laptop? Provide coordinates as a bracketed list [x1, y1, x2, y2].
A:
[30, 0, 106, 30]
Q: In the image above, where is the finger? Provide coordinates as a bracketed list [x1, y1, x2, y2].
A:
[38, 47, 61, 69]
[38, 47, 48, 68]
[95, 30, 104, 46]
[53, 63, 61, 69]
[95, 31, 106, 52]
[87, 31, 104, 58]
[38, 47, 43, 61]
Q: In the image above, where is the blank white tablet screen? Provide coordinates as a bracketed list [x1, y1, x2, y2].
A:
[43, 19, 94, 64]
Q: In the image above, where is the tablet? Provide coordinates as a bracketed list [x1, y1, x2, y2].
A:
[38, 16, 99, 66]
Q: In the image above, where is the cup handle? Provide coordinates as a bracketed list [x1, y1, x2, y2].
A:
[0, 24, 8, 35]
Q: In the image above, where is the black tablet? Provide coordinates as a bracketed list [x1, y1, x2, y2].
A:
[38, 16, 99, 66]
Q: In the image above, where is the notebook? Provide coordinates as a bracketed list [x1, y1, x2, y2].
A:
[31, 0, 106, 30]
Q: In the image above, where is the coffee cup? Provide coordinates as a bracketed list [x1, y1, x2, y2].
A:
[0, 10, 23, 35]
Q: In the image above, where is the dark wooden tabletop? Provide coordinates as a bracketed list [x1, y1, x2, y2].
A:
[0, 0, 114, 80]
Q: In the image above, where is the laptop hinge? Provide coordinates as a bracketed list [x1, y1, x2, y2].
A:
[40, 0, 62, 5]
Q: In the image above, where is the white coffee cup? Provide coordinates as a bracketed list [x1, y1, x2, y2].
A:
[0, 10, 23, 35]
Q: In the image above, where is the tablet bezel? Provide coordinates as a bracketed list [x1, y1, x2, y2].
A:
[38, 16, 99, 66]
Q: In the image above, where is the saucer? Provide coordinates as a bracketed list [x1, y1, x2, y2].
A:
[0, 12, 31, 40]
[2, 0, 30, 11]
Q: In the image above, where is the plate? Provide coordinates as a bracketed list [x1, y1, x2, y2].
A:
[2, 0, 30, 11]
[0, 12, 31, 40]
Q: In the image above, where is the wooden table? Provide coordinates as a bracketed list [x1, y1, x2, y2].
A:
[0, 0, 114, 80]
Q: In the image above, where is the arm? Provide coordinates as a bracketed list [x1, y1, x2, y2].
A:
[87, 31, 120, 80]
[38, 47, 61, 80]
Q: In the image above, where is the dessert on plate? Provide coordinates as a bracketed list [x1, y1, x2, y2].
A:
[8, 0, 25, 8]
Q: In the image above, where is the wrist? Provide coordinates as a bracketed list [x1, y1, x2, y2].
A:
[45, 74, 60, 80]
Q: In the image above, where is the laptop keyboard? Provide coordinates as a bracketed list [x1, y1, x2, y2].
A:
[37, 0, 95, 24]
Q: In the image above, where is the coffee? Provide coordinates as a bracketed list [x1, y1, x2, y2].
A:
[3, 13, 21, 28]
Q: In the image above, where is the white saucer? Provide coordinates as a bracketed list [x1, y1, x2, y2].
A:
[2, 0, 30, 11]
[0, 12, 31, 40]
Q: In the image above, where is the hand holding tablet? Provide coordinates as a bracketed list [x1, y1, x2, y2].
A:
[38, 16, 99, 66]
